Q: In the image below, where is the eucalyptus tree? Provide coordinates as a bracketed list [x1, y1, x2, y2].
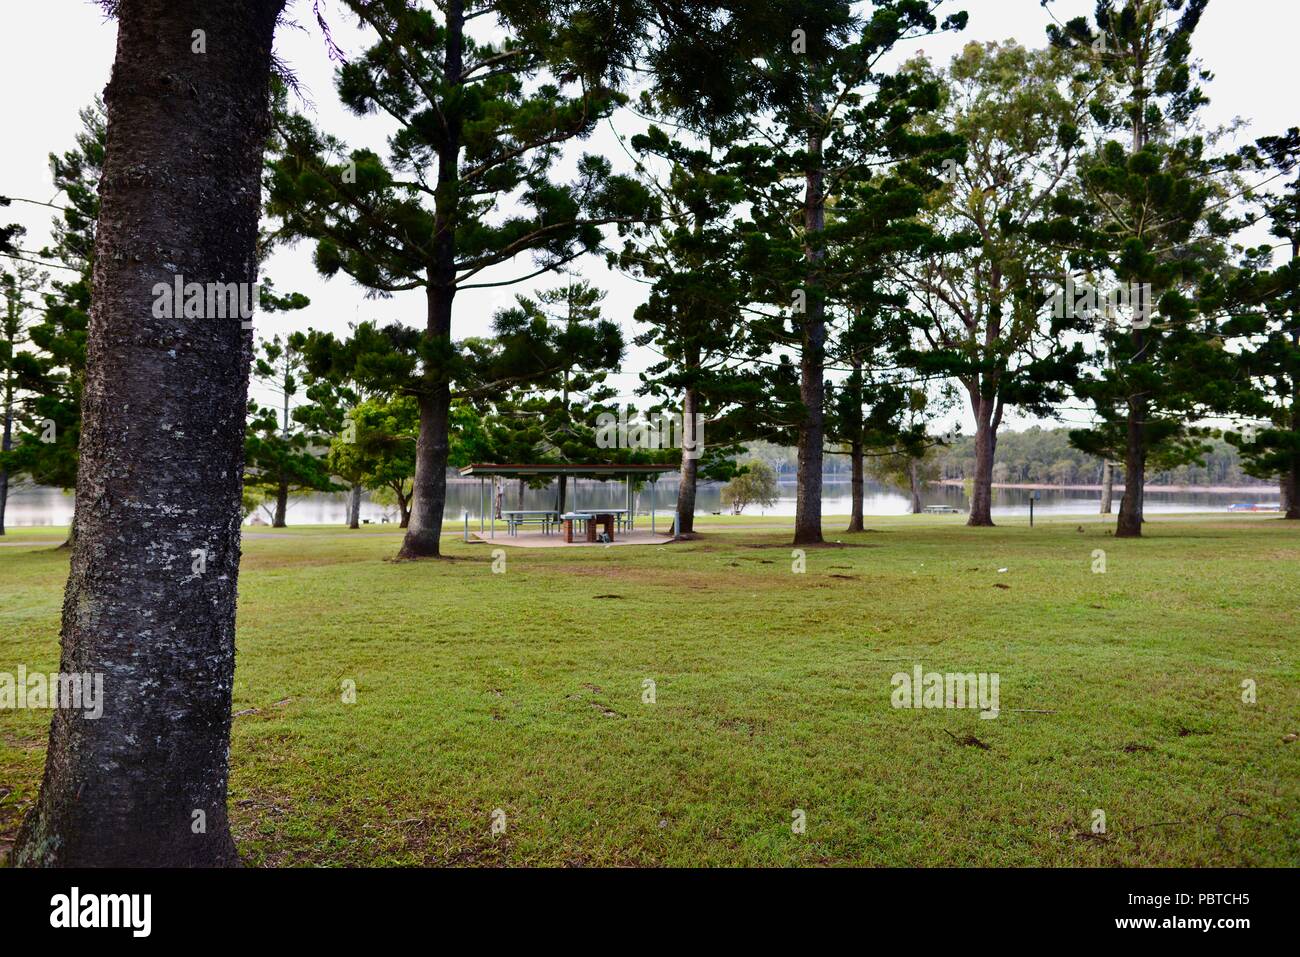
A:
[14, 0, 286, 868]
[266, 0, 656, 558]
[327, 395, 421, 526]
[898, 40, 1090, 526]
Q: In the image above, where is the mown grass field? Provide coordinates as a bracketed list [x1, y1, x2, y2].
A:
[2, 513, 1297, 866]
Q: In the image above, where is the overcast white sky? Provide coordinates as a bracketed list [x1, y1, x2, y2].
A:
[3, 0, 1296, 434]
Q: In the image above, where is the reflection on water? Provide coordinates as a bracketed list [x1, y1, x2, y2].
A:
[3, 478, 1281, 528]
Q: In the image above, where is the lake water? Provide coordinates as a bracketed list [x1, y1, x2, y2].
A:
[4, 479, 1281, 528]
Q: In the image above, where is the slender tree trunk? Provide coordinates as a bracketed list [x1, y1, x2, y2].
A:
[272, 479, 288, 528]
[1116, 395, 1146, 537]
[518, 477, 526, 508]
[676, 386, 699, 535]
[397, 485, 411, 528]
[1284, 441, 1299, 521]
[1115, 285, 1150, 538]
[908, 459, 923, 514]
[1116, 69, 1148, 539]
[0, 392, 11, 535]
[13, 0, 283, 867]
[347, 483, 361, 529]
[57, 506, 76, 550]
[1100, 459, 1115, 514]
[557, 473, 568, 514]
[793, 128, 826, 546]
[846, 439, 864, 533]
[967, 396, 997, 527]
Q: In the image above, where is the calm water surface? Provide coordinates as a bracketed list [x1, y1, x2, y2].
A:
[5, 479, 1281, 528]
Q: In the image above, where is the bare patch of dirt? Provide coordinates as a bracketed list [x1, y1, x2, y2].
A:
[944, 729, 991, 750]
[718, 716, 767, 737]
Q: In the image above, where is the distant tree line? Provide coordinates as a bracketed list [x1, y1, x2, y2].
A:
[934, 427, 1271, 488]
[738, 429, 1270, 489]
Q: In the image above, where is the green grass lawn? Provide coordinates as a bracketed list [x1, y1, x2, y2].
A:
[2, 513, 1297, 866]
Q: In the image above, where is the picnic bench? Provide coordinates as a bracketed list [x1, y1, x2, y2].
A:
[922, 505, 962, 514]
[501, 509, 559, 535]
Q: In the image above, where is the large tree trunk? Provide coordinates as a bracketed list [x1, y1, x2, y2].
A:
[1099, 460, 1115, 514]
[676, 387, 699, 535]
[12, 0, 283, 867]
[908, 459, 923, 514]
[1116, 396, 1146, 538]
[399, 383, 450, 556]
[272, 479, 288, 528]
[793, 129, 826, 546]
[967, 395, 998, 527]
[347, 483, 362, 529]
[846, 439, 864, 533]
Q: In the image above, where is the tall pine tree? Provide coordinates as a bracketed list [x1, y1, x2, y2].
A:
[1042, 0, 1243, 537]
[266, 0, 656, 557]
